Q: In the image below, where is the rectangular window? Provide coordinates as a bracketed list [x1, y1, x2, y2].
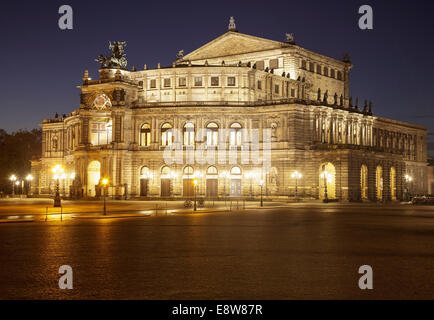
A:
[256, 60, 264, 70]
[309, 62, 314, 72]
[269, 59, 279, 69]
[324, 67, 329, 77]
[227, 76, 236, 86]
[274, 84, 279, 94]
[291, 88, 295, 97]
[316, 65, 322, 74]
[211, 76, 219, 86]
[178, 77, 186, 87]
[330, 69, 335, 78]
[194, 76, 203, 86]
[301, 60, 307, 70]
[150, 79, 156, 89]
[257, 80, 262, 89]
[164, 78, 171, 87]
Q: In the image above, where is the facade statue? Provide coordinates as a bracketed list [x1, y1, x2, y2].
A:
[317, 88, 321, 101]
[323, 90, 328, 104]
[334, 93, 338, 105]
[95, 41, 128, 69]
[340, 94, 344, 106]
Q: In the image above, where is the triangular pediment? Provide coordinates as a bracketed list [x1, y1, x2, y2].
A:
[182, 31, 284, 61]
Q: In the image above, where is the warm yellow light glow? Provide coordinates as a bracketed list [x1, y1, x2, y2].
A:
[70, 172, 76, 179]
[405, 174, 413, 182]
[15, 181, 20, 186]
[52, 165, 64, 179]
[10, 175, 17, 182]
[291, 170, 302, 179]
[259, 179, 264, 186]
[26, 174, 33, 181]
[193, 178, 198, 185]
[102, 178, 108, 186]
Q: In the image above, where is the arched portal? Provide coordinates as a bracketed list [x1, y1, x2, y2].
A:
[376, 165, 383, 201]
[230, 166, 242, 197]
[87, 161, 101, 197]
[206, 166, 218, 198]
[361, 164, 368, 200]
[390, 167, 396, 200]
[319, 162, 336, 200]
[140, 166, 151, 197]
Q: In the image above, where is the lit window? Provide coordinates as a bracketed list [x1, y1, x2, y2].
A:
[227, 77, 236, 86]
[140, 123, 151, 146]
[206, 122, 219, 146]
[161, 123, 173, 146]
[229, 122, 242, 146]
[183, 122, 195, 146]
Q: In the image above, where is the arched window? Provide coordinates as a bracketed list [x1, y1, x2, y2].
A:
[183, 122, 195, 146]
[161, 166, 171, 176]
[140, 166, 151, 179]
[206, 122, 219, 146]
[206, 166, 218, 176]
[230, 166, 242, 175]
[183, 166, 194, 178]
[161, 123, 173, 146]
[140, 123, 151, 146]
[229, 122, 242, 146]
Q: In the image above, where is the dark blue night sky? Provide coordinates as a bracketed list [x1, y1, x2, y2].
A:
[1, 0, 434, 154]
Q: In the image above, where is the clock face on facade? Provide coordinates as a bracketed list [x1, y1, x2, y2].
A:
[93, 94, 112, 109]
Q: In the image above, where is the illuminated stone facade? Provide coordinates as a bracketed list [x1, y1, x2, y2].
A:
[31, 24, 428, 201]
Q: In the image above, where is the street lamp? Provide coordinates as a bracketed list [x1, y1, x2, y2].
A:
[15, 181, 20, 195]
[320, 167, 332, 203]
[291, 170, 302, 200]
[259, 179, 264, 207]
[193, 178, 198, 211]
[26, 174, 33, 197]
[102, 178, 108, 215]
[405, 174, 413, 201]
[52, 165, 64, 207]
[10, 175, 17, 197]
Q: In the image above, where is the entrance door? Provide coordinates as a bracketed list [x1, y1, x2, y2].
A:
[206, 179, 218, 198]
[161, 179, 171, 197]
[183, 179, 194, 197]
[230, 179, 241, 197]
[140, 178, 148, 197]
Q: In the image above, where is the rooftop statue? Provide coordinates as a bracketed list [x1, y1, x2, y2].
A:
[95, 41, 128, 69]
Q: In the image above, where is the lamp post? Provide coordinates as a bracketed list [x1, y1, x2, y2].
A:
[291, 170, 302, 200]
[259, 179, 264, 207]
[52, 165, 64, 207]
[15, 181, 20, 195]
[10, 175, 16, 197]
[320, 167, 331, 203]
[193, 178, 198, 211]
[405, 174, 413, 201]
[25, 174, 33, 197]
[102, 178, 108, 215]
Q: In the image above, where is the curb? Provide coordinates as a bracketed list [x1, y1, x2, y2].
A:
[0, 219, 35, 224]
[72, 214, 151, 219]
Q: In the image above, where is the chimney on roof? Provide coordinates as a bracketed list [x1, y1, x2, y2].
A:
[228, 16, 238, 32]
